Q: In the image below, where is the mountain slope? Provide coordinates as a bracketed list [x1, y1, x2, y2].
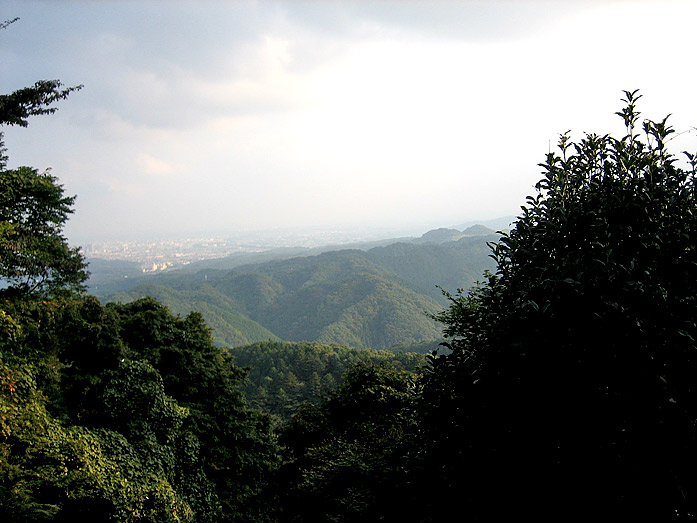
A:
[112, 282, 280, 346]
[97, 229, 499, 349]
[365, 235, 497, 302]
[109, 250, 444, 349]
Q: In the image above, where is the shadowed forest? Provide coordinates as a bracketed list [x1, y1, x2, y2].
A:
[3, 32, 697, 522]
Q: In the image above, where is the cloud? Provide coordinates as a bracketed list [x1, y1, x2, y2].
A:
[3, 0, 697, 242]
[136, 153, 177, 177]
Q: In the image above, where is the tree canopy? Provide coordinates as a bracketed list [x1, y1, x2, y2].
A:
[0, 295, 280, 522]
[417, 90, 697, 520]
[278, 361, 418, 522]
[0, 163, 88, 296]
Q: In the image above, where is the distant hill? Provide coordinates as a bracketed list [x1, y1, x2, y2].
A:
[105, 249, 446, 349]
[413, 228, 465, 244]
[92, 225, 499, 349]
[453, 215, 516, 232]
[461, 224, 494, 236]
[107, 281, 281, 347]
[366, 235, 497, 301]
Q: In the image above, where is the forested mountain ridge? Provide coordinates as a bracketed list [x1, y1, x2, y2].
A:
[108, 281, 282, 347]
[104, 250, 444, 349]
[87, 225, 499, 295]
[363, 234, 496, 301]
[96, 233, 498, 349]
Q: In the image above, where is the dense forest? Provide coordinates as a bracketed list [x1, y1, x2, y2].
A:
[3, 61, 697, 521]
[228, 341, 426, 419]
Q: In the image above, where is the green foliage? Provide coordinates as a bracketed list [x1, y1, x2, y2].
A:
[419, 91, 697, 520]
[0, 165, 88, 296]
[0, 296, 279, 522]
[228, 340, 425, 419]
[0, 80, 82, 128]
[278, 362, 418, 522]
[0, 361, 156, 523]
[109, 298, 280, 522]
[102, 359, 189, 443]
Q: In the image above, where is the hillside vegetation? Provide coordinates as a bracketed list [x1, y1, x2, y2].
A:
[228, 340, 425, 418]
[93, 233, 497, 349]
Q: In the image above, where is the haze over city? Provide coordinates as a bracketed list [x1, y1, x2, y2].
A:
[2, 0, 696, 244]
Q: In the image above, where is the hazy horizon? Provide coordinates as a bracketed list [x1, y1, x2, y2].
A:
[76, 214, 517, 247]
[2, 1, 696, 244]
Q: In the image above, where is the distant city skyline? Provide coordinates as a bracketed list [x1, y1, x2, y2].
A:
[2, 1, 696, 243]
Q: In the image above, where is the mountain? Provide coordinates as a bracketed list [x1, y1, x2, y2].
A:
[105, 249, 445, 349]
[107, 281, 281, 347]
[413, 228, 465, 244]
[461, 224, 494, 236]
[92, 225, 499, 349]
[453, 215, 516, 232]
[364, 234, 497, 301]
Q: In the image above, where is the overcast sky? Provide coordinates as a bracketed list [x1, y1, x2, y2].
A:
[2, 0, 696, 242]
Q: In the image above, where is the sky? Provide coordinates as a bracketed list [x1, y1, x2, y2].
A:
[1, 0, 696, 242]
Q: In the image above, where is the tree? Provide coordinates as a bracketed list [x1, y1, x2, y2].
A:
[0, 79, 82, 129]
[1, 17, 82, 129]
[0, 19, 278, 522]
[0, 294, 281, 522]
[108, 297, 280, 522]
[417, 91, 697, 520]
[0, 163, 88, 296]
[0, 20, 86, 296]
[278, 361, 418, 521]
